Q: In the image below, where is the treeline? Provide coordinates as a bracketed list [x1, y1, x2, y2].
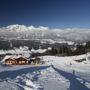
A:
[49, 41, 90, 56]
[31, 41, 90, 57]
[49, 42, 90, 56]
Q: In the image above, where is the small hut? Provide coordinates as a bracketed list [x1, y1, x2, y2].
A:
[29, 57, 44, 65]
[74, 59, 86, 62]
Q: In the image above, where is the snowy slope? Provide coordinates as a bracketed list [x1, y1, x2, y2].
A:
[0, 54, 90, 90]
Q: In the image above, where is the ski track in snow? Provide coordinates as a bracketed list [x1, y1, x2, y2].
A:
[0, 65, 50, 90]
[51, 65, 90, 90]
[0, 65, 70, 90]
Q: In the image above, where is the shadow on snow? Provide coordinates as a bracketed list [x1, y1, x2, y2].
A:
[51, 65, 90, 90]
[0, 65, 50, 80]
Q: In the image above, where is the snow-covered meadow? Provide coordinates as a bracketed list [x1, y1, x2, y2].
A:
[0, 54, 90, 90]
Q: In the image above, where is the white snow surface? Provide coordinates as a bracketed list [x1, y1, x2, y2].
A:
[0, 46, 31, 55]
[31, 48, 47, 54]
[0, 46, 48, 56]
[0, 54, 90, 90]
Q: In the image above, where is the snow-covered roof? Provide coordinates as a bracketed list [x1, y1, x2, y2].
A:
[47, 47, 52, 50]
[1, 55, 23, 62]
[31, 48, 47, 54]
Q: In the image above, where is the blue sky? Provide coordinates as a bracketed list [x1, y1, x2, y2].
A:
[0, 0, 90, 29]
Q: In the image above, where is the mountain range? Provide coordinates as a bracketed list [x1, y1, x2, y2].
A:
[0, 24, 90, 42]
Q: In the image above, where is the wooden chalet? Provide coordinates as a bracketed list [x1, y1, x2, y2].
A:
[5, 57, 28, 65]
[3, 55, 44, 65]
[15, 57, 28, 64]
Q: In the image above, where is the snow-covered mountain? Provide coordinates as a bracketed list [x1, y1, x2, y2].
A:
[0, 24, 90, 42]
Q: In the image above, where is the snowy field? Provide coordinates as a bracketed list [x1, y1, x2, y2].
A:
[0, 54, 90, 90]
